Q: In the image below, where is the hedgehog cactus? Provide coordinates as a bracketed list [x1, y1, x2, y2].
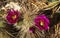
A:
[0, 0, 60, 38]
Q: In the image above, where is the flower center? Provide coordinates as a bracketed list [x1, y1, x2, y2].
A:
[12, 15, 16, 20]
[40, 21, 44, 26]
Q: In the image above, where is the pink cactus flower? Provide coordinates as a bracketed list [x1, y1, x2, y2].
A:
[6, 9, 20, 24]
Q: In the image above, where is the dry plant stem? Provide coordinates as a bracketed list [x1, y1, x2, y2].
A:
[56, 6, 60, 12]
[55, 23, 60, 38]
[5, 29, 15, 38]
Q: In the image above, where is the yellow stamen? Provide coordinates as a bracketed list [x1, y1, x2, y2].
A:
[12, 15, 16, 20]
[40, 21, 44, 26]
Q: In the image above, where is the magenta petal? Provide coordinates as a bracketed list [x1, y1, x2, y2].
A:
[34, 14, 50, 30]
[6, 9, 20, 24]
[29, 27, 35, 33]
